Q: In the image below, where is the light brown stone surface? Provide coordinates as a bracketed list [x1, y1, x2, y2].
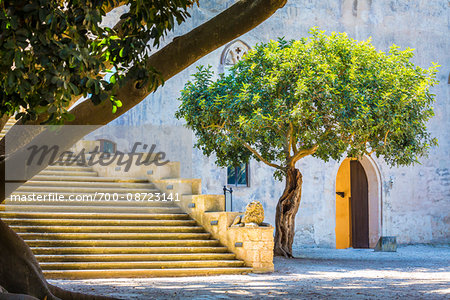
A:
[176, 192, 274, 273]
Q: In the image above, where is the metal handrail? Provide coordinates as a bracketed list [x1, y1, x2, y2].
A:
[223, 185, 233, 212]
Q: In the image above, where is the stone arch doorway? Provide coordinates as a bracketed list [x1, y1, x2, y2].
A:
[335, 157, 381, 249]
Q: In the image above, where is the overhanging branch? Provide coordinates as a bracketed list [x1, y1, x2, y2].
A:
[0, 0, 288, 202]
[66, 0, 288, 125]
[242, 142, 283, 170]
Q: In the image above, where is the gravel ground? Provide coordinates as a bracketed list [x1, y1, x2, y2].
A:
[51, 245, 450, 299]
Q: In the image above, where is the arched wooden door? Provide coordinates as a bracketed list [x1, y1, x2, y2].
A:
[350, 160, 369, 248]
[336, 159, 370, 249]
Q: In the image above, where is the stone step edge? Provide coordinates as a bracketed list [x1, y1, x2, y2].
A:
[40, 260, 243, 266]
[35, 253, 236, 260]
[42, 267, 253, 279]
[18, 233, 211, 239]
[23, 180, 154, 186]
[29, 176, 149, 182]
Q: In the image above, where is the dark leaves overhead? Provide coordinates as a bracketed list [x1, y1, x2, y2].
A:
[0, 0, 198, 124]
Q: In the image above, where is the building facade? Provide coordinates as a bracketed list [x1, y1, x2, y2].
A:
[101, 0, 449, 248]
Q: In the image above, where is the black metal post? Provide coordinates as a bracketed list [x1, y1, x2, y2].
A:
[223, 185, 233, 211]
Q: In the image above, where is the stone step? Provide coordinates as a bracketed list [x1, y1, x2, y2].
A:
[2, 218, 196, 226]
[49, 159, 101, 166]
[0, 212, 190, 220]
[30, 175, 148, 182]
[0, 205, 182, 214]
[14, 186, 159, 194]
[38, 170, 98, 177]
[44, 165, 94, 172]
[10, 225, 205, 233]
[35, 253, 237, 262]
[4, 200, 177, 207]
[39, 260, 246, 270]
[32, 246, 230, 255]
[43, 267, 252, 279]
[50, 158, 88, 163]
[25, 239, 221, 247]
[19, 232, 211, 240]
[23, 180, 155, 189]
[8, 191, 167, 200]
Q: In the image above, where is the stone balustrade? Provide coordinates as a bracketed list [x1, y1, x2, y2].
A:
[177, 193, 274, 273]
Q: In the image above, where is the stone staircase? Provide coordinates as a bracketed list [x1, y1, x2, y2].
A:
[0, 121, 251, 279]
[0, 117, 16, 139]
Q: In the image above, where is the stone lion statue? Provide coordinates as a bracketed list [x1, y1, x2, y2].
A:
[231, 201, 265, 227]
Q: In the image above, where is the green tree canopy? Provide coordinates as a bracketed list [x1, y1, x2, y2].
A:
[0, 0, 197, 123]
[176, 29, 439, 257]
[177, 29, 439, 180]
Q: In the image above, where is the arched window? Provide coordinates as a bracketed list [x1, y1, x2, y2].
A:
[221, 40, 251, 190]
[220, 40, 251, 74]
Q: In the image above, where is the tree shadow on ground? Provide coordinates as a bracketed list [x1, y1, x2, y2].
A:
[50, 247, 450, 300]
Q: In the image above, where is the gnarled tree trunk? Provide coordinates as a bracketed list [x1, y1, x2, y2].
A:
[0, 115, 10, 133]
[0, 219, 56, 299]
[0, 219, 117, 300]
[274, 168, 303, 258]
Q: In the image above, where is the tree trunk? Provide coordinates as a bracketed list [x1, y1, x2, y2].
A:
[0, 128, 111, 299]
[0, 219, 117, 300]
[274, 168, 303, 258]
[0, 115, 10, 133]
[0, 219, 56, 299]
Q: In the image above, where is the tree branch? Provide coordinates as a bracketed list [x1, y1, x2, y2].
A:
[2, 0, 288, 130]
[383, 130, 390, 146]
[103, 1, 127, 14]
[286, 122, 293, 158]
[223, 128, 284, 170]
[291, 124, 298, 154]
[289, 144, 318, 167]
[65, 0, 288, 126]
[242, 142, 284, 170]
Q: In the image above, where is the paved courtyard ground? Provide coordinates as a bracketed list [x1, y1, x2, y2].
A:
[51, 245, 450, 299]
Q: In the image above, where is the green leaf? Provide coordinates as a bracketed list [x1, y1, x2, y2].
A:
[68, 82, 80, 95]
[35, 106, 47, 114]
[86, 78, 95, 88]
[65, 113, 75, 121]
